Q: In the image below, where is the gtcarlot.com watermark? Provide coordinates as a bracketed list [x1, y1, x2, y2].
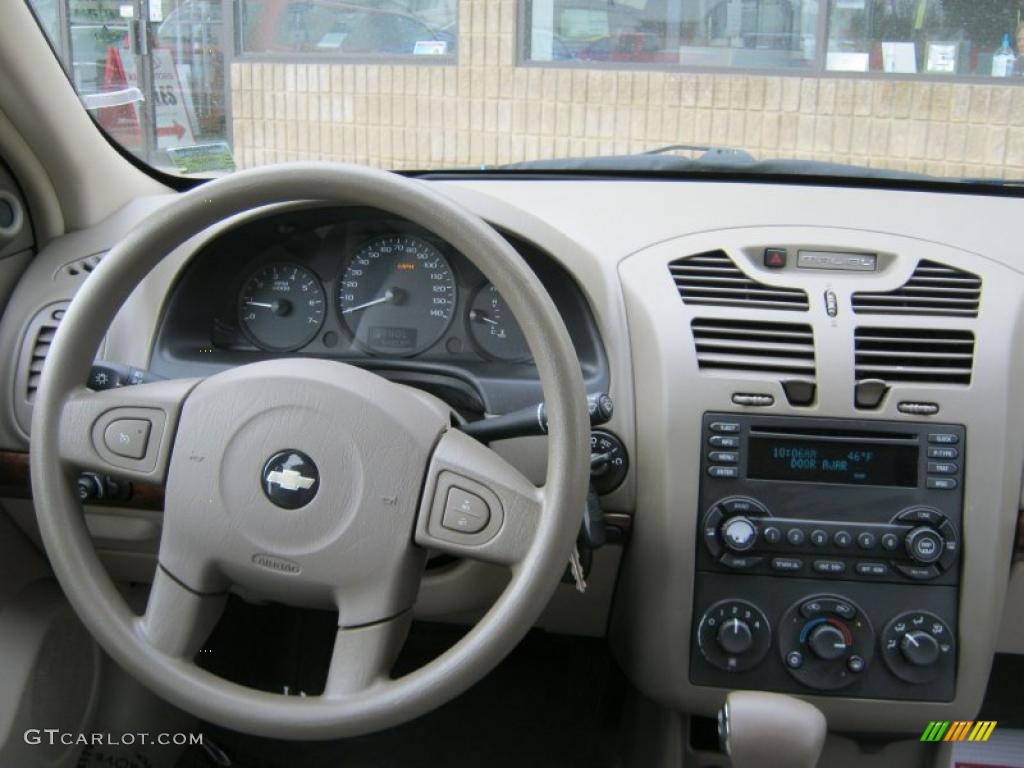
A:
[25, 729, 204, 747]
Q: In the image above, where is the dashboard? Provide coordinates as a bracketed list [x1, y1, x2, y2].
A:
[1, 177, 1022, 740]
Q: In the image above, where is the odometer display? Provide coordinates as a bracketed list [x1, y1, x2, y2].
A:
[337, 235, 456, 356]
[238, 262, 326, 351]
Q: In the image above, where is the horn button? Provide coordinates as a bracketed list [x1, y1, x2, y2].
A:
[158, 359, 450, 622]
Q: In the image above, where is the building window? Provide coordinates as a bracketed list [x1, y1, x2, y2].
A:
[525, 0, 1024, 81]
[237, 0, 458, 58]
[826, 0, 1023, 78]
[525, 0, 819, 70]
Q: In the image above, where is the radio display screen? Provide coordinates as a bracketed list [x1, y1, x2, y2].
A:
[747, 437, 918, 487]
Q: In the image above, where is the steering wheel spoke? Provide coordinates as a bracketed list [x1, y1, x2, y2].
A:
[136, 564, 226, 659]
[58, 378, 201, 484]
[323, 613, 412, 698]
[415, 429, 543, 568]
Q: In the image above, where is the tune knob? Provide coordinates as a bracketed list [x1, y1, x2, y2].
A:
[717, 618, 754, 655]
[808, 623, 849, 661]
[900, 630, 940, 667]
[905, 527, 944, 564]
[722, 517, 757, 552]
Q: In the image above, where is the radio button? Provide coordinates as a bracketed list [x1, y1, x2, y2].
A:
[771, 557, 804, 573]
[786, 528, 807, 546]
[856, 531, 877, 549]
[927, 477, 957, 490]
[720, 498, 763, 514]
[897, 507, 943, 525]
[709, 451, 739, 464]
[709, 435, 739, 449]
[927, 433, 959, 445]
[720, 554, 763, 569]
[703, 507, 724, 556]
[813, 559, 847, 575]
[855, 562, 890, 577]
[927, 446, 958, 460]
[710, 422, 741, 434]
[927, 462, 958, 475]
[707, 466, 739, 479]
[896, 564, 940, 580]
[809, 529, 828, 547]
[881, 533, 901, 551]
[833, 530, 852, 548]
[763, 526, 782, 545]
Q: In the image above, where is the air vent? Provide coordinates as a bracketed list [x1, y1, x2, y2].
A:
[59, 252, 104, 279]
[669, 251, 809, 311]
[25, 311, 64, 402]
[855, 328, 974, 385]
[691, 318, 816, 378]
[852, 260, 981, 317]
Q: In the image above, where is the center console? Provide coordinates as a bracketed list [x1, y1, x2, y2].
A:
[690, 413, 962, 702]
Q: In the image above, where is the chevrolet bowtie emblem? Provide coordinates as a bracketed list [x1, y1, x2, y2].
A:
[262, 450, 320, 509]
[266, 469, 316, 491]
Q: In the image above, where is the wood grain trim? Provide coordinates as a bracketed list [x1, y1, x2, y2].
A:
[0, 450, 164, 510]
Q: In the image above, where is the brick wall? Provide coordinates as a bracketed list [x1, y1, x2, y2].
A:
[230, 0, 1024, 179]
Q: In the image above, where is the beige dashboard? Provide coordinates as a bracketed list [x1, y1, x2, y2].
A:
[1, 177, 1022, 735]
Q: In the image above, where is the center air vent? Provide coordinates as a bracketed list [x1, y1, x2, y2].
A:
[852, 260, 981, 317]
[670, 251, 809, 311]
[855, 328, 974, 385]
[691, 318, 816, 378]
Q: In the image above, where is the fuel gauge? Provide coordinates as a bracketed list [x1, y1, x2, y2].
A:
[468, 283, 532, 362]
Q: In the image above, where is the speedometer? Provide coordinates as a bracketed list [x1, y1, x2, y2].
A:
[337, 235, 456, 356]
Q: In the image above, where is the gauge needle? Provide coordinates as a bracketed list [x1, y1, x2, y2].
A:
[342, 289, 395, 315]
[470, 310, 499, 325]
[244, 301, 275, 309]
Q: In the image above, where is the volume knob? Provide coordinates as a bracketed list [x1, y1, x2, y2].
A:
[722, 517, 757, 552]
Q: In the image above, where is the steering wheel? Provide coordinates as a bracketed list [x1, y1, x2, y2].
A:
[29, 164, 590, 739]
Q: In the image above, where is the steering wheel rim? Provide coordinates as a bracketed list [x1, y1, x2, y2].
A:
[30, 163, 590, 739]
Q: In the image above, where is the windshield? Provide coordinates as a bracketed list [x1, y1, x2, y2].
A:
[24, 0, 1024, 183]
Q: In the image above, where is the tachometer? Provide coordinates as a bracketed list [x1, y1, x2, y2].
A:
[337, 235, 456, 356]
[238, 262, 326, 351]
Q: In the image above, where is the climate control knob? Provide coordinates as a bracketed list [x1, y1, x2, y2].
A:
[900, 630, 941, 667]
[881, 611, 954, 684]
[905, 527, 944, 564]
[808, 623, 849, 661]
[697, 600, 771, 673]
[722, 517, 757, 552]
[717, 618, 754, 655]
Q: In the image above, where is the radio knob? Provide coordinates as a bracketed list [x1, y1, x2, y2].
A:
[722, 517, 757, 552]
[808, 624, 849, 661]
[717, 618, 754, 655]
[905, 527, 944, 564]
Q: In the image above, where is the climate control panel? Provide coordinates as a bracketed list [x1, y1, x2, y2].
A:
[690, 576, 957, 701]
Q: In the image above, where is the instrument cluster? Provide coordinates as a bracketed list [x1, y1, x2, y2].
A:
[152, 206, 606, 413]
